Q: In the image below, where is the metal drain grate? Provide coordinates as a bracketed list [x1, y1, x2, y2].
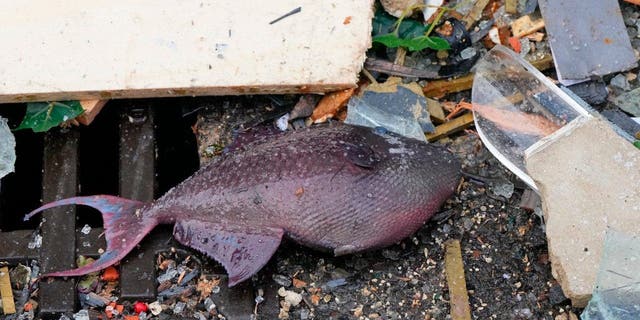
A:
[0, 101, 287, 319]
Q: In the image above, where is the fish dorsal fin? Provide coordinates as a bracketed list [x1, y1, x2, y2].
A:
[173, 220, 283, 286]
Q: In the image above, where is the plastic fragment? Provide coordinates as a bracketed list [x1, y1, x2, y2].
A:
[133, 301, 148, 314]
[101, 266, 119, 282]
[582, 230, 640, 319]
[345, 81, 434, 142]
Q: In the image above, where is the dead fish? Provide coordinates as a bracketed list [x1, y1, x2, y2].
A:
[25, 123, 460, 286]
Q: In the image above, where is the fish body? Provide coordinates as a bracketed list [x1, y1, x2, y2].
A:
[25, 124, 460, 285]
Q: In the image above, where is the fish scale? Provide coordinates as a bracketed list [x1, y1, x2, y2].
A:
[25, 123, 460, 286]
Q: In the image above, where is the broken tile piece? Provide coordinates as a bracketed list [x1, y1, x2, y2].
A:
[538, 0, 637, 80]
[525, 117, 640, 307]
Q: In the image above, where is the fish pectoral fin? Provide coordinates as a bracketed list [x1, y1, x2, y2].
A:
[342, 141, 380, 168]
[173, 220, 283, 286]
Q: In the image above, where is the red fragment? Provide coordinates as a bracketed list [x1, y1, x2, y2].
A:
[509, 37, 521, 53]
[133, 301, 148, 314]
[101, 266, 120, 282]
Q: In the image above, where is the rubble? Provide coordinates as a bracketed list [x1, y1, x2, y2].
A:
[3, 0, 640, 318]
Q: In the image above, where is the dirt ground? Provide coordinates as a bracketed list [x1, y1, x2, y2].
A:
[247, 133, 580, 320]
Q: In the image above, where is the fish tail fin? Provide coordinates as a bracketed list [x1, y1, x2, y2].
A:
[24, 195, 157, 277]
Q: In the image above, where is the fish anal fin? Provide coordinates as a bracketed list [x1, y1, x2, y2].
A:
[173, 220, 283, 286]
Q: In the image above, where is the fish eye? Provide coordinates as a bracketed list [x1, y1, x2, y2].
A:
[374, 126, 388, 135]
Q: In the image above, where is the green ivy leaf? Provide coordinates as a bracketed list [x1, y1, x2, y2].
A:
[634, 140, 640, 149]
[398, 19, 428, 39]
[372, 10, 427, 39]
[406, 36, 452, 51]
[15, 101, 84, 132]
[372, 33, 405, 48]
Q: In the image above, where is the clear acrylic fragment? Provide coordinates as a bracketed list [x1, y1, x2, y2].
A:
[582, 229, 640, 320]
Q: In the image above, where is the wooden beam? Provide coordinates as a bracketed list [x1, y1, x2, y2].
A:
[425, 113, 474, 142]
[0, 1, 373, 103]
[0, 266, 16, 315]
[423, 54, 554, 98]
[444, 240, 471, 320]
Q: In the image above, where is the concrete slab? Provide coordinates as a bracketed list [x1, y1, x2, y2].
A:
[525, 117, 640, 307]
[0, 0, 373, 102]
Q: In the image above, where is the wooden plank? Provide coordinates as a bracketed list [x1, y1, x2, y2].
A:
[444, 240, 471, 320]
[426, 113, 474, 142]
[505, 0, 518, 14]
[511, 15, 545, 38]
[0, 266, 16, 314]
[423, 54, 554, 98]
[77, 100, 108, 125]
[39, 129, 79, 317]
[0, 1, 373, 103]
[462, 0, 490, 29]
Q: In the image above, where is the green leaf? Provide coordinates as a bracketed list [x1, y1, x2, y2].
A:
[406, 36, 451, 51]
[397, 20, 428, 39]
[634, 140, 640, 149]
[372, 33, 405, 48]
[15, 101, 84, 132]
[372, 10, 427, 39]
[372, 10, 397, 36]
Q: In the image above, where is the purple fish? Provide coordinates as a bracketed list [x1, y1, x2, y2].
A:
[25, 124, 460, 286]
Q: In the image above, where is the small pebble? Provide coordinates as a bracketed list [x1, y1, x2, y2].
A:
[157, 269, 178, 283]
[278, 287, 302, 307]
[72, 310, 89, 320]
[273, 274, 292, 287]
[148, 301, 163, 316]
[325, 278, 347, 289]
[276, 113, 290, 131]
[611, 74, 631, 91]
[173, 301, 186, 314]
[204, 297, 216, 312]
[460, 47, 477, 60]
[80, 224, 92, 235]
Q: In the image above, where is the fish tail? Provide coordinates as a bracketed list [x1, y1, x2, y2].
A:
[24, 195, 157, 277]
